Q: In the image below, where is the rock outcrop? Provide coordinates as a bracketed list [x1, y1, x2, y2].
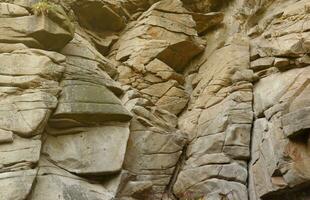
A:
[0, 0, 310, 199]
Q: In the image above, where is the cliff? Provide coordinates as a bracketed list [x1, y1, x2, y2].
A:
[0, 0, 310, 199]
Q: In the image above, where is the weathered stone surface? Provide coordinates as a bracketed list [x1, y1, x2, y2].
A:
[31, 159, 114, 200]
[0, 2, 29, 17]
[250, 66, 310, 199]
[0, 0, 310, 199]
[191, 12, 224, 34]
[110, 0, 199, 116]
[61, 33, 119, 83]
[250, 57, 275, 72]
[113, 0, 204, 71]
[53, 83, 132, 122]
[0, 51, 63, 137]
[43, 124, 130, 175]
[0, 136, 41, 172]
[0, 169, 37, 200]
[182, 0, 229, 12]
[0, 4, 74, 50]
[117, 84, 187, 198]
[253, 68, 303, 117]
[69, 0, 126, 32]
[0, 129, 13, 144]
[282, 107, 310, 138]
[174, 33, 253, 199]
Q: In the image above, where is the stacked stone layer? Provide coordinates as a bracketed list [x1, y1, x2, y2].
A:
[0, 0, 310, 200]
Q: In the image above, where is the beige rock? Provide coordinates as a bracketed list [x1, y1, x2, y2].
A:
[0, 43, 28, 53]
[0, 52, 64, 78]
[174, 162, 247, 196]
[0, 9, 74, 50]
[176, 178, 248, 200]
[0, 49, 61, 137]
[191, 12, 224, 34]
[53, 83, 132, 123]
[122, 103, 186, 198]
[32, 160, 114, 200]
[0, 0, 309, 199]
[156, 87, 189, 115]
[0, 129, 13, 144]
[0, 136, 41, 172]
[250, 57, 275, 72]
[43, 124, 130, 175]
[182, 0, 228, 12]
[70, 0, 126, 31]
[140, 80, 178, 98]
[61, 33, 118, 78]
[250, 66, 310, 199]
[274, 57, 290, 69]
[174, 33, 253, 200]
[0, 169, 37, 200]
[254, 32, 310, 57]
[0, 3, 29, 17]
[114, 0, 204, 72]
[253, 68, 303, 116]
[282, 107, 310, 138]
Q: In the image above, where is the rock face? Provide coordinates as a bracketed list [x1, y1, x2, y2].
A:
[0, 0, 310, 199]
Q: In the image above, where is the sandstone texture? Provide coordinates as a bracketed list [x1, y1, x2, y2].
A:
[0, 0, 310, 200]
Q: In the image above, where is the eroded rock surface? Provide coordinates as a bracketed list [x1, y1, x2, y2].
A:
[0, 0, 310, 199]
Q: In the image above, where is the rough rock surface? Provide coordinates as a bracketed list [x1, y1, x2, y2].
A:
[0, 0, 310, 199]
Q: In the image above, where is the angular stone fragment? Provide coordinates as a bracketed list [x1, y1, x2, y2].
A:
[71, 0, 126, 31]
[114, 0, 204, 72]
[156, 87, 189, 115]
[0, 136, 41, 172]
[282, 107, 310, 138]
[250, 57, 275, 72]
[274, 57, 290, 69]
[174, 162, 247, 197]
[61, 33, 118, 79]
[53, 83, 132, 123]
[32, 159, 114, 200]
[141, 80, 177, 98]
[0, 51, 63, 137]
[253, 68, 303, 116]
[0, 5, 74, 50]
[0, 3, 29, 17]
[0, 169, 37, 200]
[121, 101, 186, 199]
[43, 124, 130, 175]
[254, 32, 310, 57]
[191, 12, 224, 34]
[174, 34, 253, 200]
[0, 129, 13, 144]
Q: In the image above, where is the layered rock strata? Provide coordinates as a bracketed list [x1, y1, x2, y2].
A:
[0, 0, 310, 200]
